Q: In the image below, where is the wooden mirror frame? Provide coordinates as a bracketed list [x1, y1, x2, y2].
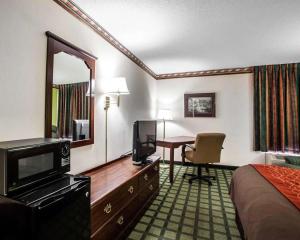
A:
[45, 31, 97, 148]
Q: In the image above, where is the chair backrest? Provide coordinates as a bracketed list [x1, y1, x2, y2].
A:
[193, 133, 226, 164]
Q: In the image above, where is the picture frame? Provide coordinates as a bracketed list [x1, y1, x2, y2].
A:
[184, 93, 216, 117]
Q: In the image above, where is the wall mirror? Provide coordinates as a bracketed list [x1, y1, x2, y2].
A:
[45, 31, 97, 148]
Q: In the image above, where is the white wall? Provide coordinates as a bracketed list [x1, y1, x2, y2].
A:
[0, 0, 156, 174]
[156, 74, 264, 166]
[0, 0, 264, 170]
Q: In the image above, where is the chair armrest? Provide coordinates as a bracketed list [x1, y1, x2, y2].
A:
[181, 144, 195, 164]
[185, 144, 196, 151]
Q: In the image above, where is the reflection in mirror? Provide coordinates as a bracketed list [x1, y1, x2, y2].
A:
[52, 52, 91, 142]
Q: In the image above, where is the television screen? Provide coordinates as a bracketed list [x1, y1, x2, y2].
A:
[73, 120, 90, 141]
[132, 120, 157, 164]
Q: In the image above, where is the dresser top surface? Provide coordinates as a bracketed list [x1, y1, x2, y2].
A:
[84, 157, 159, 205]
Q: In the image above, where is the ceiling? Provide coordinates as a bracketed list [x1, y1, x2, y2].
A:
[72, 0, 300, 75]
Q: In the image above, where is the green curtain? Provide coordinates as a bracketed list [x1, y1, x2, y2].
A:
[254, 63, 300, 153]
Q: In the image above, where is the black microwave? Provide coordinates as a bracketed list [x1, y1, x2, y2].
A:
[0, 138, 70, 196]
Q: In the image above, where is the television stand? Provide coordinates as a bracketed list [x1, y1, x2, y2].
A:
[133, 155, 161, 165]
[146, 154, 161, 162]
[84, 156, 160, 240]
[143, 159, 153, 165]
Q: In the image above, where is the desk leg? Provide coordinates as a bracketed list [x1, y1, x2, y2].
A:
[169, 147, 174, 183]
[181, 145, 186, 164]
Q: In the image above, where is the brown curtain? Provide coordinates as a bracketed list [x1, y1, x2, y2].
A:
[56, 82, 90, 139]
[254, 63, 300, 153]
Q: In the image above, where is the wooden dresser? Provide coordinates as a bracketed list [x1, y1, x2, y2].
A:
[84, 157, 160, 240]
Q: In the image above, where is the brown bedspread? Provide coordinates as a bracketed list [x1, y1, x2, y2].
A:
[230, 165, 300, 240]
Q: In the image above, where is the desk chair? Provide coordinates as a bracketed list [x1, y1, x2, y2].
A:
[182, 133, 226, 185]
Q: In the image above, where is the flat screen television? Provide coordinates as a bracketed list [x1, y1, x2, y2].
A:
[132, 120, 157, 165]
[73, 120, 89, 141]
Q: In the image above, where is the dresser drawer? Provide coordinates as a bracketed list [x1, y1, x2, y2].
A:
[92, 196, 139, 240]
[139, 176, 159, 206]
[91, 176, 138, 235]
[139, 161, 159, 187]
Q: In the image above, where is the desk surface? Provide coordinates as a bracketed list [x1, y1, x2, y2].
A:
[156, 136, 195, 183]
[157, 136, 195, 145]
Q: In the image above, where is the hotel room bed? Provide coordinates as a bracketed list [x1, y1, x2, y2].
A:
[230, 165, 300, 240]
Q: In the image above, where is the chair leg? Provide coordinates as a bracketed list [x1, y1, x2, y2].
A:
[197, 165, 202, 176]
[185, 164, 216, 185]
[189, 176, 212, 185]
[183, 173, 196, 178]
[205, 165, 209, 173]
[181, 145, 187, 164]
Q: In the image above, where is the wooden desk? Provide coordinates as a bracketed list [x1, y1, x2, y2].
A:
[157, 136, 195, 183]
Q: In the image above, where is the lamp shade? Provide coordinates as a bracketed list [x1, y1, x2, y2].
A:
[157, 109, 173, 120]
[105, 77, 129, 95]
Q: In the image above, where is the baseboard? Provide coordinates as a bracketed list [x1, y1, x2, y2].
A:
[160, 160, 238, 170]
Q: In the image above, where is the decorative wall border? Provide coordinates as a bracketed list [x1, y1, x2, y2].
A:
[54, 0, 254, 80]
[156, 67, 254, 80]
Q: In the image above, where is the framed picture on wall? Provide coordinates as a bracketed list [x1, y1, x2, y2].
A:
[184, 93, 216, 117]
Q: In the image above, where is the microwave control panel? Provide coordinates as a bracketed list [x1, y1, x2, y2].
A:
[61, 141, 70, 167]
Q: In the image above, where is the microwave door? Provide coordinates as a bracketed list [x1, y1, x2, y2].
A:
[6, 146, 60, 196]
[32, 182, 90, 240]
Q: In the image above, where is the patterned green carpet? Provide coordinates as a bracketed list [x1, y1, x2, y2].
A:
[127, 164, 241, 240]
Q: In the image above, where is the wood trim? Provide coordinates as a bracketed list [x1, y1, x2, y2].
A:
[45, 37, 55, 139]
[46, 31, 97, 59]
[53, 0, 254, 80]
[45, 32, 96, 148]
[157, 67, 254, 80]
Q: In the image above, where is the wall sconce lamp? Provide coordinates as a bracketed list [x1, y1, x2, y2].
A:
[104, 77, 130, 110]
[104, 77, 130, 163]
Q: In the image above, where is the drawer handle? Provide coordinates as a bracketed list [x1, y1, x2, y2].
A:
[154, 165, 158, 171]
[144, 174, 148, 181]
[149, 184, 153, 191]
[128, 185, 134, 194]
[104, 203, 112, 214]
[117, 216, 124, 225]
